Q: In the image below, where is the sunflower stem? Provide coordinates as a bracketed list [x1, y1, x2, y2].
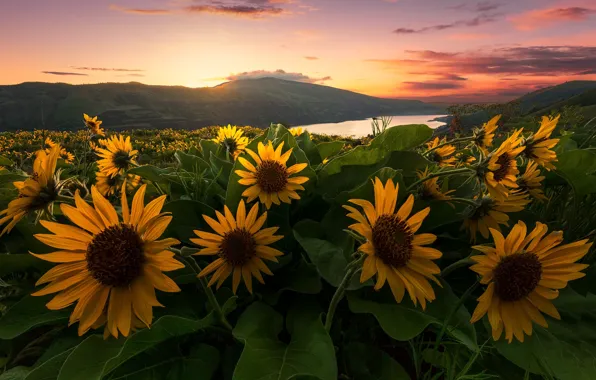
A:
[324, 254, 366, 333]
[56, 195, 75, 204]
[406, 168, 474, 192]
[424, 136, 474, 156]
[183, 256, 233, 331]
[441, 257, 474, 278]
[449, 198, 479, 208]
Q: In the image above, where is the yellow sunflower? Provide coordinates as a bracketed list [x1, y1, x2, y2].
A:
[473, 115, 501, 155]
[456, 151, 476, 166]
[523, 115, 560, 170]
[0, 146, 62, 235]
[30, 184, 183, 338]
[416, 168, 455, 202]
[45, 138, 74, 163]
[96, 135, 138, 178]
[191, 200, 284, 294]
[344, 178, 442, 309]
[96, 172, 141, 197]
[236, 141, 309, 209]
[516, 161, 547, 202]
[481, 129, 525, 201]
[463, 193, 530, 242]
[289, 127, 305, 137]
[470, 221, 592, 342]
[212, 125, 249, 160]
[426, 137, 457, 167]
[83, 113, 105, 136]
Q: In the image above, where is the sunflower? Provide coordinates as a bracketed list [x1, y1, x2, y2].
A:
[95, 172, 141, 197]
[523, 115, 560, 170]
[470, 221, 592, 342]
[456, 151, 476, 166]
[0, 146, 62, 235]
[96, 135, 138, 178]
[289, 127, 305, 137]
[516, 161, 547, 202]
[212, 125, 249, 160]
[480, 129, 525, 201]
[344, 177, 442, 309]
[30, 184, 183, 338]
[236, 141, 309, 209]
[191, 200, 284, 294]
[83, 113, 105, 136]
[473, 115, 501, 155]
[426, 137, 457, 167]
[463, 193, 530, 241]
[45, 138, 74, 163]
[416, 168, 455, 202]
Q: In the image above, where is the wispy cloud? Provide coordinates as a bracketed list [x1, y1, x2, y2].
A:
[42, 71, 88, 76]
[109, 4, 171, 15]
[304, 56, 319, 60]
[402, 81, 466, 90]
[393, 13, 500, 34]
[70, 66, 144, 72]
[118, 73, 146, 77]
[448, 1, 502, 13]
[225, 69, 331, 83]
[511, 6, 596, 30]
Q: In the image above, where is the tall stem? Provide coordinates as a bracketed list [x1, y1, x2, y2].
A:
[324, 254, 366, 332]
[406, 168, 474, 192]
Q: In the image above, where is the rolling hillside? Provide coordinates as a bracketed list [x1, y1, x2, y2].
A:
[0, 78, 444, 131]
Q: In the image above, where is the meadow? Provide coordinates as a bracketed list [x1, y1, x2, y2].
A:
[0, 113, 595, 380]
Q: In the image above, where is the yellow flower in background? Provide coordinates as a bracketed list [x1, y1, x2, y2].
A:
[473, 115, 501, 155]
[192, 200, 284, 294]
[95, 172, 141, 197]
[416, 168, 455, 203]
[470, 221, 592, 342]
[322, 157, 329, 164]
[344, 178, 442, 309]
[289, 127, 305, 137]
[456, 151, 476, 166]
[96, 135, 138, 178]
[482, 129, 525, 201]
[212, 125, 249, 160]
[523, 115, 560, 170]
[463, 193, 530, 241]
[45, 138, 74, 163]
[30, 184, 183, 338]
[0, 145, 62, 235]
[426, 137, 457, 167]
[83, 113, 105, 136]
[516, 162, 548, 202]
[236, 141, 309, 209]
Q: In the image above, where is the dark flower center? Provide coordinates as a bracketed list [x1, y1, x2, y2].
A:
[468, 197, 493, 220]
[223, 138, 239, 153]
[523, 140, 539, 159]
[432, 152, 444, 163]
[256, 160, 289, 194]
[87, 224, 145, 287]
[219, 228, 256, 266]
[492, 154, 512, 181]
[113, 150, 132, 169]
[493, 252, 542, 302]
[372, 214, 413, 267]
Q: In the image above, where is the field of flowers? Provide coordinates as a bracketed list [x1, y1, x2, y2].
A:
[0, 113, 595, 380]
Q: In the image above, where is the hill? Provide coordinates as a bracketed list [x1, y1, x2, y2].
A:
[0, 78, 444, 131]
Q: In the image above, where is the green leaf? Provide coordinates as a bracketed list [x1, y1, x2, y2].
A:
[162, 200, 215, 244]
[316, 141, 345, 160]
[0, 157, 14, 167]
[0, 367, 30, 380]
[293, 220, 362, 290]
[295, 131, 321, 165]
[494, 290, 596, 380]
[347, 283, 478, 351]
[127, 165, 169, 185]
[335, 167, 405, 205]
[57, 314, 216, 380]
[175, 151, 211, 173]
[209, 151, 233, 187]
[261, 256, 322, 304]
[0, 295, 69, 340]
[345, 343, 410, 380]
[554, 149, 596, 196]
[232, 302, 337, 380]
[106, 343, 220, 380]
[0, 254, 51, 278]
[25, 349, 74, 380]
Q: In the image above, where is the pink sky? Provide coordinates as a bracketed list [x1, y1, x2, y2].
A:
[2, 0, 596, 102]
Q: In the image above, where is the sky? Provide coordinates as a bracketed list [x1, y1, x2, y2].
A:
[2, 0, 596, 102]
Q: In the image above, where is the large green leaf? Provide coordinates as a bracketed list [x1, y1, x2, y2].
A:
[347, 283, 478, 351]
[174, 151, 211, 173]
[261, 256, 322, 304]
[295, 130, 321, 165]
[494, 290, 596, 380]
[293, 220, 361, 290]
[232, 302, 337, 380]
[126, 165, 170, 186]
[344, 343, 410, 380]
[0, 156, 14, 167]
[25, 348, 74, 380]
[0, 295, 69, 340]
[0, 254, 51, 278]
[57, 314, 216, 380]
[0, 367, 30, 380]
[316, 141, 345, 161]
[554, 149, 596, 196]
[335, 167, 405, 205]
[162, 199, 215, 244]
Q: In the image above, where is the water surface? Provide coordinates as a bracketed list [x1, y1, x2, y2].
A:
[302, 115, 447, 137]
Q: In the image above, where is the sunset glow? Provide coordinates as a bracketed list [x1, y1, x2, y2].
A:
[2, 0, 596, 102]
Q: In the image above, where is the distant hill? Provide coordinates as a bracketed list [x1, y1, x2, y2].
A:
[0, 78, 444, 131]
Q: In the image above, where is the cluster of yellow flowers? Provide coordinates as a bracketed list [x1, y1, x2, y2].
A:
[0, 114, 590, 346]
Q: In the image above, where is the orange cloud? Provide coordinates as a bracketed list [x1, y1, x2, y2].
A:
[511, 6, 596, 30]
[109, 4, 171, 15]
